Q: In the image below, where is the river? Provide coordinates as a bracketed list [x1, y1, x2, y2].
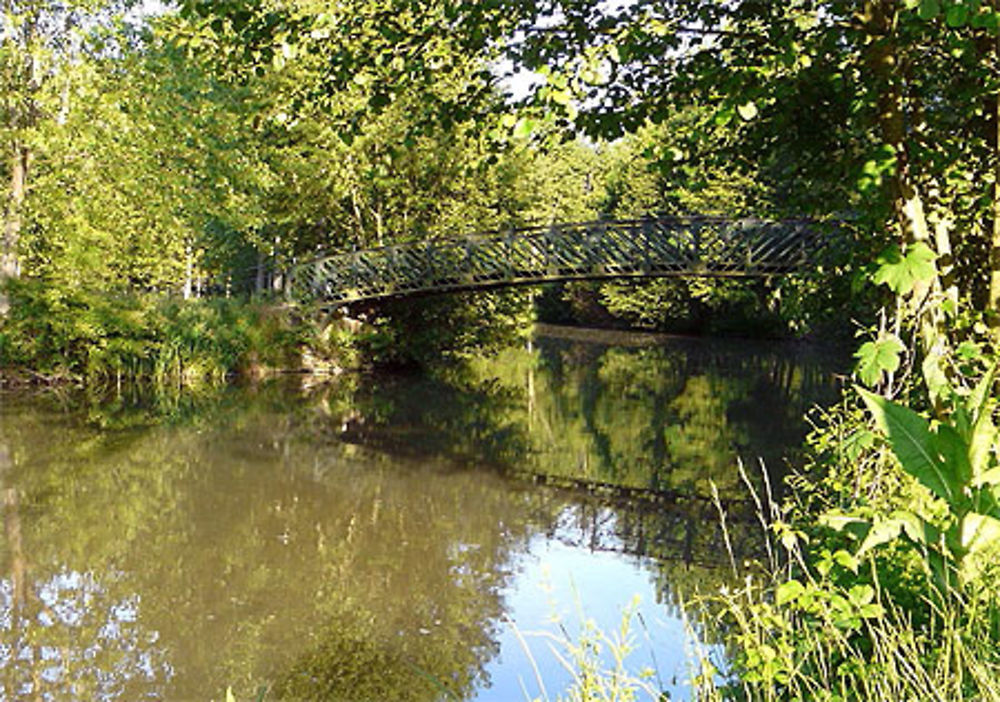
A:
[0, 328, 843, 700]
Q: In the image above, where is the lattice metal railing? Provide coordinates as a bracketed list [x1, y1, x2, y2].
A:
[288, 216, 831, 306]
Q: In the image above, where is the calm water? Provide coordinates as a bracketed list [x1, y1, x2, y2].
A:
[0, 329, 842, 700]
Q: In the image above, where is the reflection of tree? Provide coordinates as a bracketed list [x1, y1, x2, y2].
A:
[662, 373, 750, 494]
[308, 336, 842, 648]
[0, 414, 173, 700]
[459, 335, 840, 500]
[312, 333, 841, 564]
[0, 569, 172, 700]
[0, 392, 560, 700]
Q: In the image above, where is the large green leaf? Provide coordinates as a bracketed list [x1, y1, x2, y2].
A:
[856, 517, 904, 557]
[855, 510, 929, 558]
[968, 363, 998, 419]
[921, 352, 949, 405]
[959, 513, 1000, 582]
[968, 364, 998, 478]
[775, 579, 806, 606]
[857, 387, 958, 503]
[872, 242, 938, 295]
[970, 410, 998, 480]
[931, 424, 972, 490]
[854, 335, 904, 386]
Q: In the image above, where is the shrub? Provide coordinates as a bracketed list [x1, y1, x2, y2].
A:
[0, 280, 302, 385]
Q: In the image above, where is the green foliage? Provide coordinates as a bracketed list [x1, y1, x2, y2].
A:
[596, 278, 788, 336]
[872, 243, 939, 296]
[853, 335, 905, 387]
[697, 308, 1000, 699]
[357, 288, 534, 369]
[843, 367, 1000, 588]
[0, 280, 301, 384]
[696, 558, 1000, 701]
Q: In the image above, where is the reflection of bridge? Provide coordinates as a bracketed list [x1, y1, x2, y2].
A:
[289, 216, 834, 306]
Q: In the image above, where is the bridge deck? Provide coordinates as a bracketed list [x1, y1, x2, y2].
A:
[289, 216, 831, 306]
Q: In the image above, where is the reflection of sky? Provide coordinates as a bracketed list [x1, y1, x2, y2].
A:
[477, 535, 717, 701]
[0, 570, 170, 700]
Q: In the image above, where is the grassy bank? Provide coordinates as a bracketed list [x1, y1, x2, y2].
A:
[0, 281, 308, 386]
[0, 283, 532, 387]
[688, 330, 1000, 699]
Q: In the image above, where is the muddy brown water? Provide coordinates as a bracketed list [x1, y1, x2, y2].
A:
[0, 329, 843, 700]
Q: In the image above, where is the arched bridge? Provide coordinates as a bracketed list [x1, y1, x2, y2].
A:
[289, 216, 835, 306]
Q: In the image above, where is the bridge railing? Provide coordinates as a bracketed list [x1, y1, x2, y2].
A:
[288, 216, 832, 306]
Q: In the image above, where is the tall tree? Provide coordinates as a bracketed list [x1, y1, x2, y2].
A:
[0, 1, 140, 312]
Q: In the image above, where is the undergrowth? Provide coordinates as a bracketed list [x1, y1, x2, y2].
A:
[688, 314, 1000, 700]
[0, 280, 303, 385]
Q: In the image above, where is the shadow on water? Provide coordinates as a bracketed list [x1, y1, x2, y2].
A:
[0, 329, 844, 700]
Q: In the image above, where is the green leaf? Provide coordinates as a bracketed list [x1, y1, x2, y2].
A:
[737, 101, 758, 121]
[714, 107, 735, 127]
[513, 117, 536, 139]
[550, 88, 572, 106]
[859, 603, 885, 619]
[892, 509, 930, 545]
[969, 408, 998, 480]
[968, 363, 998, 420]
[857, 517, 904, 557]
[776, 579, 806, 606]
[945, 5, 969, 27]
[857, 387, 957, 503]
[931, 424, 972, 488]
[959, 513, 1000, 582]
[833, 549, 859, 573]
[968, 365, 998, 477]
[872, 242, 938, 295]
[961, 513, 1000, 555]
[922, 353, 950, 405]
[973, 469, 1000, 490]
[919, 0, 941, 20]
[969, 485, 1000, 520]
[854, 335, 904, 386]
[848, 584, 875, 606]
[842, 428, 877, 462]
[820, 511, 869, 532]
[956, 340, 982, 362]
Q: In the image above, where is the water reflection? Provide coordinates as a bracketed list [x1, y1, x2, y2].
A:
[332, 331, 839, 501]
[0, 330, 842, 700]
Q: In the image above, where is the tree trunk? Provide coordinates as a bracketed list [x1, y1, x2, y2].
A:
[0, 443, 24, 614]
[864, 1, 948, 362]
[183, 243, 194, 300]
[0, 145, 29, 316]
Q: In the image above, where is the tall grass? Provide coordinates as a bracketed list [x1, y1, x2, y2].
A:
[506, 601, 665, 702]
[0, 280, 303, 385]
[688, 455, 1000, 701]
[692, 545, 1000, 701]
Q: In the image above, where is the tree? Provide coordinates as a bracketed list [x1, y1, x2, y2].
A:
[0, 1, 140, 313]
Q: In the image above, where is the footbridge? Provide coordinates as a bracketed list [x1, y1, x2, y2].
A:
[288, 216, 835, 306]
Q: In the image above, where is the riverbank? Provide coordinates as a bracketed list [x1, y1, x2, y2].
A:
[2, 278, 846, 391]
[0, 282, 310, 387]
